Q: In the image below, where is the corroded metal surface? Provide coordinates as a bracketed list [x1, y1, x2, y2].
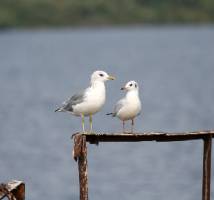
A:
[202, 135, 212, 200]
[0, 180, 25, 200]
[73, 133, 85, 161]
[73, 134, 88, 200]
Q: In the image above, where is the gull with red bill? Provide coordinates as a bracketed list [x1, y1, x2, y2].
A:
[107, 80, 141, 133]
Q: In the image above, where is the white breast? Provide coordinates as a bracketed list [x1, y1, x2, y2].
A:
[117, 90, 141, 121]
[73, 82, 106, 116]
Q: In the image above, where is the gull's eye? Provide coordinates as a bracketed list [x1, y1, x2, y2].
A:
[99, 73, 104, 77]
[129, 83, 133, 87]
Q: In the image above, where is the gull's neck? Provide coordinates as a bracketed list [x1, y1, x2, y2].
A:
[126, 89, 139, 100]
[90, 80, 105, 89]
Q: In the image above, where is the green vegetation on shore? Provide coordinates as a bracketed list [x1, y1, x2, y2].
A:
[0, 0, 214, 27]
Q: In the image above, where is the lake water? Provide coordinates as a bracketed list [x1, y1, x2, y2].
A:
[0, 25, 214, 200]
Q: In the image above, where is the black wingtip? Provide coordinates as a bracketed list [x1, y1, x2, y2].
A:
[55, 108, 60, 112]
[106, 113, 113, 115]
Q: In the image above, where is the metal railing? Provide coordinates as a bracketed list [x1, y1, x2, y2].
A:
[0, 180, 25, 200]
[72, 131, 214, 200]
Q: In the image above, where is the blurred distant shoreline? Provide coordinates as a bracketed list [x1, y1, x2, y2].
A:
[0, 23, 214, 32]
[0, 0, 214, 28]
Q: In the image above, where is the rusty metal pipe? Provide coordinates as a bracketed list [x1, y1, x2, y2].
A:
[73, 134, 88, 200]
[202, 135, 212, 200]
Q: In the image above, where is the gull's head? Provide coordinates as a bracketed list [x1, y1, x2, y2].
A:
[91, 70, 115, 83]
[121, 80, 139, 91]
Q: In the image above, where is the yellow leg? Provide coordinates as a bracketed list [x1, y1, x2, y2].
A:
[89, 114, 93, 133]
[81, 114, 85, 133]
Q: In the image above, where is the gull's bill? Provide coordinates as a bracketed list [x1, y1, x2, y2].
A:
[107, 75, 116, 80]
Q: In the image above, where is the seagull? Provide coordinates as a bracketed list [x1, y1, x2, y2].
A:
[55, 70, 115, 133]
[107, 80, 141, 133]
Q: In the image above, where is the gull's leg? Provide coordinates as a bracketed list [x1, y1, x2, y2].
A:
[122, 120, 125, 133]
[81, 114, 85, 133]
[89, 114, 93, 133]
[131, 119, 134, 133]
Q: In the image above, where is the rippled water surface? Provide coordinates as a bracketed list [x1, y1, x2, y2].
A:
[0, 25, 214, 200]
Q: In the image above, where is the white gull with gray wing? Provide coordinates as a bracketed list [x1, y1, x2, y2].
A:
[55, 70, 115, 132]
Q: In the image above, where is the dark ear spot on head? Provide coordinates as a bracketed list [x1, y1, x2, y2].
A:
[129, 83, 132, 87]
[135, 84, 137, 88]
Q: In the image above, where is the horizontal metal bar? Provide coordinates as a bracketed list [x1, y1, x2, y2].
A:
[71, 131, 214, 144]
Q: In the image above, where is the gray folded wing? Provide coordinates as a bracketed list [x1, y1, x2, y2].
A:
[57, 90, 85, 112]
[112, 99, 125, 117]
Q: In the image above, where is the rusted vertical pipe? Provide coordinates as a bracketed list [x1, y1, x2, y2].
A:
[202, 135, 212, 200]
[78, 135, 88, 200]
[73, 134, 88, 200]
